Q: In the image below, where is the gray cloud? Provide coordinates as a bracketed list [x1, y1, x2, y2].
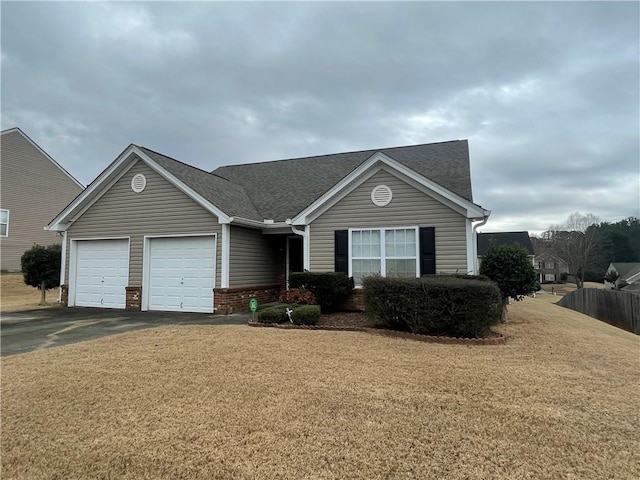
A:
[2, 1, 638, 234]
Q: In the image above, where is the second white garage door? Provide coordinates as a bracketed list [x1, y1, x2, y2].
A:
[146, 236, 216, 313]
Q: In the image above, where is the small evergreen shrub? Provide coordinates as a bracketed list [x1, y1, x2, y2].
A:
[278, 287, 316, 305]
[289, 272, 354, 312]
[257, 305, 295, 323]
[363, 275, 503, 338]
[291, 305, 321, 325]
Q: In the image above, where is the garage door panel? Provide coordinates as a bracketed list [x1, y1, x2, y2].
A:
[74, 239, 129, 309]
[147, 236, 215, 313]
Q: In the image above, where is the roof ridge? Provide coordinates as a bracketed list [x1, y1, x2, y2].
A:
[214, 139, 467, 170]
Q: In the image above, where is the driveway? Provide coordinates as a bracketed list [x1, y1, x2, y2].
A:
[1, 307, 252, 357]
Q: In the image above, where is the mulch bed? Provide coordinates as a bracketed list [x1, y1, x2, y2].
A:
[249, 311, 506, 345]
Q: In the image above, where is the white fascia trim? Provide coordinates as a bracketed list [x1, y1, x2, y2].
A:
[47, 145, 232, 231]
[68, 161, 138, 226]
[221, 224, 230, 288]
[292, 152, 488, 224]
[47, 145, 140, 231]
[141, 233, 218, 311]
[229, 216, 289, 229]
[134, 148, 231, 224]
[3, 128, 84, 189]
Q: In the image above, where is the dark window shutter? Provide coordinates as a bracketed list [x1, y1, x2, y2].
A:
[419, 227, 436, 275]
[334, 230, 348, 274]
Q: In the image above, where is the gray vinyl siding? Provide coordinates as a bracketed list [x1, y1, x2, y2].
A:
[310, 169, 468, 273]
[229, 226, 279, 287]
[0, 130, 83, 271]
[66, 161, 222, 287]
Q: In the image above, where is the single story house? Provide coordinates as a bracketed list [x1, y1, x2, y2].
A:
[476, 231, 534, 272]
[46, 140, 491, 314]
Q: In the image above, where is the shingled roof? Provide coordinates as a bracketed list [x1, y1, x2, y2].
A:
[138, 146, 262, 220]
[477, 232, 534, 256]
[212, 140, 473, 221]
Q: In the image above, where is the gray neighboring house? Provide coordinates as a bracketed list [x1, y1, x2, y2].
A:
[605, 263, 640, 291]
[1, 128, 84, 271]
[476, 231, 534, 272]
[46, 140, 491, 314]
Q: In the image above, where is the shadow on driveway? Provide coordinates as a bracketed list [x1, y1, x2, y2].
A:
[1, 307, 252, 357]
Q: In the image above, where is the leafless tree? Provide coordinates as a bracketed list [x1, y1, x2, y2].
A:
[546, 212, 602, 289]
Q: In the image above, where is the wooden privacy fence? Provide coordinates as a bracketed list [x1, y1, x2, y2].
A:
[558, 288, 640, 335]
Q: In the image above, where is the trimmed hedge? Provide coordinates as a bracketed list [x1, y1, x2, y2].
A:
[289, 272, 354, 312]
[291, 305, 321, 325]
[362, 275, 503, 338]
[257, 304, 296, 323]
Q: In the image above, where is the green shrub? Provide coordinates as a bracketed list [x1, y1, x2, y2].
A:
[278, 287, 316, 305]
[289, 272, 354, 312]
[291, 305, 321, 325]
[363, 275, 503, 338]
[257, 304, 295, 323]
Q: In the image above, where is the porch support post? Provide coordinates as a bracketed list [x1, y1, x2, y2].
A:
[221, 223, 230, 288]
[59, 231, 67, 302]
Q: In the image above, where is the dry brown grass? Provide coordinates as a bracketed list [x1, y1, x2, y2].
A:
[1, 273, 61, 313]
[2, 298, 639, 479]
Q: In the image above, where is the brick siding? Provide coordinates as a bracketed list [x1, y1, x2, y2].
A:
[214, 284, 281, 315]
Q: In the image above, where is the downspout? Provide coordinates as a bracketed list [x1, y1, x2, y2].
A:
[290, 225, 310, 271]
[472, 215, 490, 274]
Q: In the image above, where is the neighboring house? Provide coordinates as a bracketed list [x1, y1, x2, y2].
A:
[604, 263, 640, 291]
[476, 231, 534, 272]
[533, 251, 569, 283]
[46, 140, 490, 314]
[1, 128, 84, 271]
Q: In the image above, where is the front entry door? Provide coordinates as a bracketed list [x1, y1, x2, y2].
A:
[287, 236, 303, 288]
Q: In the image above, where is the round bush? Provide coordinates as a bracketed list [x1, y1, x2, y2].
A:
[291, 305, 321, 325]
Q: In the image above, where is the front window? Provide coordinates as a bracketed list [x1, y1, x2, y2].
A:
[545, 274, 556, 282]
[350, 227, 418, 285]
[545, 262, 555, 269]
[0, 210, 8, 237]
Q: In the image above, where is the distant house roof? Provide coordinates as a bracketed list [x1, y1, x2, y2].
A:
[1, 127, 84, 189]
[477, 231, 534, 256]
[213, 140, 474, 221]
[610, 263, 640, 282]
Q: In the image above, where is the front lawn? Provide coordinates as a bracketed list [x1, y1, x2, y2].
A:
[2, 298, 638, 479]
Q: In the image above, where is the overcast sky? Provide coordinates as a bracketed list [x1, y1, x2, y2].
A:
[2, 1, 638, 234]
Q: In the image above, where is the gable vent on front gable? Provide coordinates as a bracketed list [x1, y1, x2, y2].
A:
[131, 173, 147, 193]
[371, 185, 392, 206]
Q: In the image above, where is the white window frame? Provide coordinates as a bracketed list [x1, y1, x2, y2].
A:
[348, 226, 420, 286]
[0, 209, 9, 237]
[545, 273, 556, 282]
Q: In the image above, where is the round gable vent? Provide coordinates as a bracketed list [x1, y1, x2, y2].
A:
[371, 184, 392, 206]
[131, 173, 147, 193]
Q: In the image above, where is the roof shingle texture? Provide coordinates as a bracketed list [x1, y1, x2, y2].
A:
[213, 140, 473, 221]
[138, 147, 262, 220]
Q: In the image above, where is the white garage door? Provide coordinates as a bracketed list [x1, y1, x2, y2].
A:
[147, 236, 216, 313]
[74, 239, 129, 308]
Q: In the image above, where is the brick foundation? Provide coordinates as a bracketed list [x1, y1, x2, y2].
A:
[125, 286, 142, 310]
[338, 289, 365, 311]
[214, 285, 280, 315]
[60, 284, 68, 307]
